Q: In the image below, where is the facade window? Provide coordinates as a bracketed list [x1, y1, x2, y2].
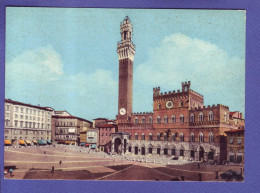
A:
[164, 116, 168, 123]
[172, 133, 175, 141]
[199, 112, 204, 122]
[149, 117, 152, 124]
[180, 101, 183, 107]
[14, 121, 18, 127]
[142, 117, 145, 124]
[209, 132, 214, 143]
[171, 149, 175, 156]
[157, 116, 161, 124]
[21, 107, 24, 113]
[157, 133, 160, 141]
[26, 108, 28, 114]
[6, 105, 10, 111]
[172, 115, 176, 123]
[237, 138, 242, 144]
[157, 147, 161, 155]
[26, 131, 28, 135]
[149, 133, 153, 141]
[34, 110, 36, 115]
[38, 110, 40, 116]
[37, 123, 40, 128]
[15, 106, 19, 112]
[33, 122, 36, 128]
[190, 113, 195, 123]
[199, 132, 204, 143]
[5, 120, 10, 126]
[20, 121, 23, 128]
[134, 118, 138, 124]
[180, 149, 184, 156]
[229, 138, 234, 144]
[208, 111, 214, 121]
[180, 133, 184, 141]
[29, 122, 32, 128]
[20, 131, 22, 135]
[25, 116, 28, 120]
[164, 133, 167, 141]
[135, 133, 138, 140]
[5, 113, 10, 117]
[158, 103, 161, 109]
[224, 112, 227, 122]
[149, 147, 152, 154]
[190, 132, 195, 142]
[30, 109, 32, 114]
[141, 134, 145, 140]
[180, 114, 184, 123]
[25, 122, 28, 128]
[42, 123, 44, 129]
[15, 114, 18, 118]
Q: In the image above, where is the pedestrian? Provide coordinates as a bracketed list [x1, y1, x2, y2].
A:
[59, 160, 62, 165]
[51, 166, 54, 173]
[9, 168, 13, 177]
[197, 163, 200, 169]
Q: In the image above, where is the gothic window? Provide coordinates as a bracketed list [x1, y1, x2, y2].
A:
[149, 116, 153, 124]
[134, 117, 138, 124]
[141, 133, 145, 140]
[157, 133, 160, 141]
[190, 132, 195, 142]
[190, 113, 195, 122]
[208, 111, 214, 121]
[180, 101, 184, 107]
[180, 149, 184, 156]
[158, 103, 161, 109]
[171, 148, 175, 155]
[199, 132, 204, 143]
[164, 116, 168, 123]
[172, 133, 176, 141]
[180, 133, 184, 141]
[172, 115, 176, 123]
[199, 112, 204, 122]
[142, 117, 145, 124]
[135, 133, 138, 140]
[149, 133, 153, 140]
[209, 132, 214, 143]
[157, 116, 161, 124]
[180, 114, 184, 123]
[164, 133, 167, 141]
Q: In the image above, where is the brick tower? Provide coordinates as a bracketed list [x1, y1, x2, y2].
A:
[117, 16, 135, 128]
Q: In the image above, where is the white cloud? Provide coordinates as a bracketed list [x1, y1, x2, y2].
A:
[135, 33, 245, 111]
[5, 45, 118, 119]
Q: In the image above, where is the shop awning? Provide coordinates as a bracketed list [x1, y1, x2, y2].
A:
[91, 144, 96, 148]
[19, 140, 25, 145]
[25, 140, 31, 144]
[80, 143, 85, 146]
[4, 139, 11, 145]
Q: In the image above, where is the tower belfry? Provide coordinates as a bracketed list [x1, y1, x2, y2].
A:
[117, 16, 135, 126]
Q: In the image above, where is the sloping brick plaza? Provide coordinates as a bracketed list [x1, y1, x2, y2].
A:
[4, 145, 243, 181]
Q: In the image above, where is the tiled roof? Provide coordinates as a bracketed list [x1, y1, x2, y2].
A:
[225, 128, 244, 133]
[52, 115, 92, 124]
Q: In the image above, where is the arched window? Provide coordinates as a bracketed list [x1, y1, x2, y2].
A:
[164, 133, 167, 141]
[224, 112, 227, 122]
[149, 116, 153, 124]
[199, 112, 204, 122]
[180, 149, 184, 156]
[134, 117, 138, 124]
[164, 116, 168, 123]
[149, 133, 153, 141]
[190, 113, 195, 122]
[180, 101, 184, 107]
[209, 132, 214, 143]
[172, 133, 176, 141]
[157, 116, 161, 124]
[190, 132, 195, 142]
[142, 117, 145, 124]
[158, 103, 161, 109]
[157, 133, 160, 141]
[141, 133, 145, 140]
[180, 114, 184, 123]
[199, 132, 204, 143]
[208, 111, 214, 121]
[135, 133, 138, 140]
[171, 148, 176, 155]
[180, 133, 184, 142]
[172, 115, 176, 123]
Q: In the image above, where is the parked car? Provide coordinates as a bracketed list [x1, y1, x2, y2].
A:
[220, 170, 243, 181]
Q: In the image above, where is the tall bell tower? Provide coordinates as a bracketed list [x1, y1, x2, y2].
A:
[117, 16, 135, 126]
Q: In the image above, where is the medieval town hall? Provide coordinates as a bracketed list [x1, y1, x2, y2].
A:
[111, 16, 244, 163]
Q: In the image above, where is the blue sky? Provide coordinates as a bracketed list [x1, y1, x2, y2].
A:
[5, 8, 245, 120]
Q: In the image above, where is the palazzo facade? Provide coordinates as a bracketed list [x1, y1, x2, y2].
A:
[112, 16, 244, 163]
